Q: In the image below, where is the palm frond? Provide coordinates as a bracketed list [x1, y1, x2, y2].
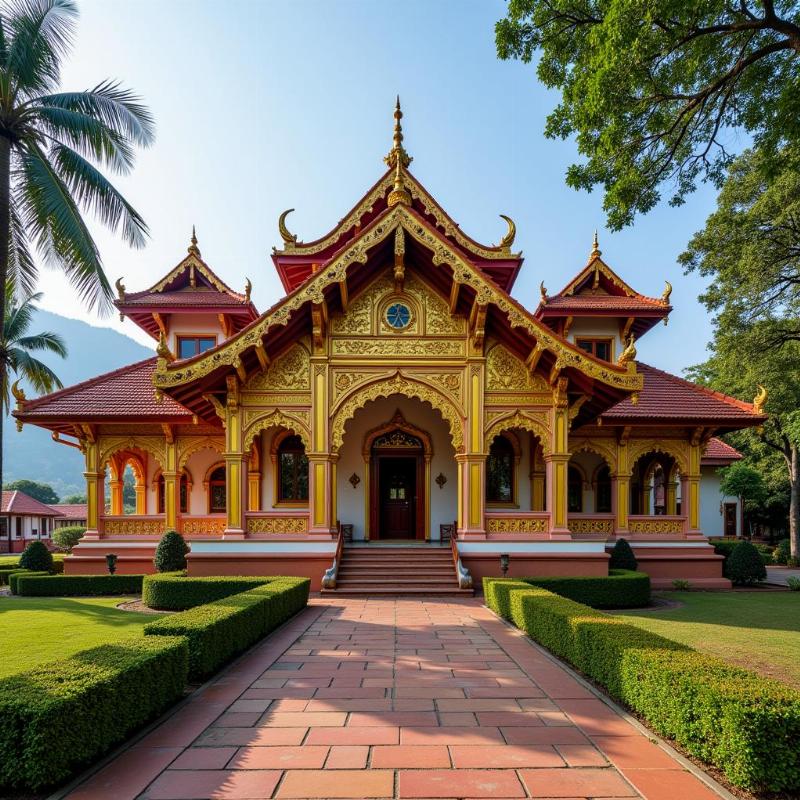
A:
[29, 104, 135, 173]
[16, 331, 66, 357]
[3, 287, 41, 341]
[10, 347, 63, 393]
[7, 197, 38, 298]
[19, 141, 112, 313]
[50, 142, 148, 247]
[6, 0, 76, 98]
[37, 80, 155, 149]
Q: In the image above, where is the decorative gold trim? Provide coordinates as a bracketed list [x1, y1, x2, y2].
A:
[243, 409, 311, 452]
[484, 410, 551, 455]
[246, 515, 308, 534]
[486, 516, 547, 533]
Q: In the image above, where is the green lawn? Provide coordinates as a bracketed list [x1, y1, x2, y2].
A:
[0, 596, 163, 679]
[615, 591, 800, 689]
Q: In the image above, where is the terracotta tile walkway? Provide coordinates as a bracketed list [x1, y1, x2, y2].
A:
[64, 598, 728, 800]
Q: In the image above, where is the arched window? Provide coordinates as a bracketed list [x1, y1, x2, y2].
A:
[277, 435, 309, 503]
[595, 465, 612, 513]
[486, 435, 515, 504]
[568, 466, 583, 513]
[156, 471, 189, 514]
[208, 466, 227, 513]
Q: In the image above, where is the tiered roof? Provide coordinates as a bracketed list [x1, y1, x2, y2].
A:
[702, 438, 743, 465]
[116, 230, 259, 339]
[535, 234, 671, 338]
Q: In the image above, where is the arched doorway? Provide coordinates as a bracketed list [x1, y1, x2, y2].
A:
[364, 410, 432, 541]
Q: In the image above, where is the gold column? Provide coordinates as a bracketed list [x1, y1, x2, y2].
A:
[309, 360, 335, 536]
[135, 482, 146, 515]
[162, 439, 179, 531]
[531, 440, 545, 512]
[109, 480, 123, 515]
[614, 434, 630, 535]
[248, 440, 261, 512]
[545, 377, 571, 538]
[687, 440, 702, 535]
[666, 481, 678, 516]
[223, 376, 246, 537]
[459, 362, 485, 538]
[83, 440, 104, 538]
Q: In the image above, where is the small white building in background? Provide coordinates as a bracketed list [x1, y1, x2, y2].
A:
[699, 439, 743, 538]
[0, 490, 62, 554]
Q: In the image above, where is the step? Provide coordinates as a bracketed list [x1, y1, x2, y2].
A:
[340, 555, 453, 564]
[321, 587, 473, 596]
[336, 577, 459, 586]
[338, 568, 455, 577]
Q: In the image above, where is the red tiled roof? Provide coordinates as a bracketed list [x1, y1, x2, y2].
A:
[540, 295, 666, 312]
[14, 358, 193, 420]
[2, 491, 63, 516]
[121, 289, 248, 307]
[602, 362, 762, 422]
[702, 438, 743, 464]
[48, 503, 88, 519]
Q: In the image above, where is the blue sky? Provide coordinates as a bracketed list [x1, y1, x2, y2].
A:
[46, 0, 723, 375]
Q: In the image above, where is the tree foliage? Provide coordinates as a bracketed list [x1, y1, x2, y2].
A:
[726, 540, 767, 585]
[496, 1, 800, 229]
[4, 478, 58, 504]
[52, 524, 84, 551]
[719, 462, 767, 507]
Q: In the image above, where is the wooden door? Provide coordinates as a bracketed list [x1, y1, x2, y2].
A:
[379, 457, 417, 538]
[723, 503, 737, 537]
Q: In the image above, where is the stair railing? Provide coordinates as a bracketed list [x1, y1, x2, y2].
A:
[321, 525, 344, 589]
[451, 532, 473, 589]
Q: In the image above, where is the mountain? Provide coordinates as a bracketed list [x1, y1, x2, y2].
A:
[3, 310, 153, 499]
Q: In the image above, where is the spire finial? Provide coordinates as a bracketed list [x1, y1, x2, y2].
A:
[590, 229, 601, 259]
[387, 151, 412, 207]
[188, 225, 200, 257]
[384, 96, 412, 169]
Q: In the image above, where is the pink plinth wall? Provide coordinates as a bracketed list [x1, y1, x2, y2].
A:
[628, 543, 730, 589]
[187, 553, 332, 591]
[462, 553, 610, 584]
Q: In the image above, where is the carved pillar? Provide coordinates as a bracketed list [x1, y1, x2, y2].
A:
[162, 439, 179, 531]
[109, 480, 123, 516]
[135, 482, 146, 515]
[459, 361, 485, 538]
[666, 480, 678, 516]
[224, 375, 246, 538]
[531, 439, 546, 512]
[309, 359, 335, 536]
[83, 440, 104, 539]
[248, 439, 261, 512]
[545, 377, 571, 539]
[614, 434, 630, 536]
[686, 440, 702, 536]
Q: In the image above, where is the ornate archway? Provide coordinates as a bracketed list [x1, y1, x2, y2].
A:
[331, 372, 464, 454]
[483, 411, 550, 455]
[243, 409, 311, 452]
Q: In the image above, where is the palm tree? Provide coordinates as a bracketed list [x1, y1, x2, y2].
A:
[0, 0, 154, 492]
[1, 285, 66, 410]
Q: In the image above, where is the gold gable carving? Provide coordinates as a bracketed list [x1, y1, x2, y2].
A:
[177, 435, 224, 470]
[484, 410, 551, 454]
[486, 343, 547, 392]
[99, 436, 165, 469]
[243, 409, 311, 451]
[247, 340, 311, 391]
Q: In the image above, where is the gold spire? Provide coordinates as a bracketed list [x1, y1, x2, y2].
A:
[753, 385, 768, 414]
[590, 229, 601, 259]
[384, 96, 412, 169]
[387, 153, 412, 207]
[188, 225, 200, 257]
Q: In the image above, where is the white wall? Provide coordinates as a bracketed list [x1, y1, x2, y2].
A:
[335, 395, 458, 540]
[169, 313, 226, 356]
[567, 318, 623, 361]
[700, 465, 740, 537]
[10, 514, 53, 540]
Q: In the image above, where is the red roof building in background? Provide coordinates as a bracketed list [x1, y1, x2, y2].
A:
[11, 99, 766, 589]
[1, 491, 62, 554]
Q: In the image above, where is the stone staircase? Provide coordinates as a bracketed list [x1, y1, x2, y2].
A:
[322, 544, 474, 596]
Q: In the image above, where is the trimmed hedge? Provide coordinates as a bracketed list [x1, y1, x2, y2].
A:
[144, 577, 310, 680]
[482, 570, 650, 614]
[0, 568, 26, 587]
[9, 571, 49, 594]
[142, 572, 275, 610]
[0, 554, 65, 570]
[711, 537, 771, 569]
[0, 636, 187, 791]
[486, 582, 800, 793]
[14, 574, 144, 597]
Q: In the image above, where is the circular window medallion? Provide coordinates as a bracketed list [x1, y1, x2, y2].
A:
[385, 302, 411, 330]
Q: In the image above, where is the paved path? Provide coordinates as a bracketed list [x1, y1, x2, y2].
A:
[766, 566, 800, 587]
[64, 598, 727, 800]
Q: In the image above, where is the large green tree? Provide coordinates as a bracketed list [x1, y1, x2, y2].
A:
[4, 477, 57, 503]
[0, 0, 153, 496]
[496, 1, 800, 229]
[683, 148, 800, 556]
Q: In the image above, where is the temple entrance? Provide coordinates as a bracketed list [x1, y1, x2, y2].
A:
[377, 456, 419, 539]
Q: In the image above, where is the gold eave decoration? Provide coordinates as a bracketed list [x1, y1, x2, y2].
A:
[753, 385, 768, 414]
[153, 207, 643, 393]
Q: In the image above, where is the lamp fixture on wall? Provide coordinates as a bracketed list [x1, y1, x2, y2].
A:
[349, 472, 360, 489]
[435, 472, 447, 489]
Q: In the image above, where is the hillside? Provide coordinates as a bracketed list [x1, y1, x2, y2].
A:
[3, 311, 152, 498]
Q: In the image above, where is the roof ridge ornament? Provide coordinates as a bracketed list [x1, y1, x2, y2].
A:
[278, 209, 299, 246]
[661, 280, 672, 305]
[618, 333, 637, 366]
[384, 96, 412, 170]
[498, 215, 516, 251]
[387, 154, 412, 208]
[753, 384, 768, 414]
[590, 229, 601, 260]
[188, 225, 201, 257]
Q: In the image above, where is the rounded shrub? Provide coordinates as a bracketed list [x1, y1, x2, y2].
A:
[608, 537, 637, 571]
[52, 525, 86, 552]
[774, 538, 791, 565]
[726, 540, 767, 585]
[19, 541, 53, 573]
[154, 530, 189, 572]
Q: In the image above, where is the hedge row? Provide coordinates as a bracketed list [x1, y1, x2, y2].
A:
[144, 578, 310, 680]
[0, 553, 65, 570]
[14, 574, 144, 597]
[142, 572, 276, 610]
[710, 538, 772, 569]
[482, 570, 650, 617]
[0, 636, 187, 791]
[9, 571, 50, 594]
[484, 579, 800, 793]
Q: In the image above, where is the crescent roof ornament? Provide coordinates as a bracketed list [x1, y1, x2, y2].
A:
[115, 277, 126, 301]
[278, 209, 298, 245]
[244, 277, 252, 304]
[498, 214, 516, 250]
[11, 379, 25, 404]
[661, 280, 672, 305]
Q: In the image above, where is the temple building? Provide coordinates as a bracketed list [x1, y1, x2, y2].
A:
[13, 101, 764, 591]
